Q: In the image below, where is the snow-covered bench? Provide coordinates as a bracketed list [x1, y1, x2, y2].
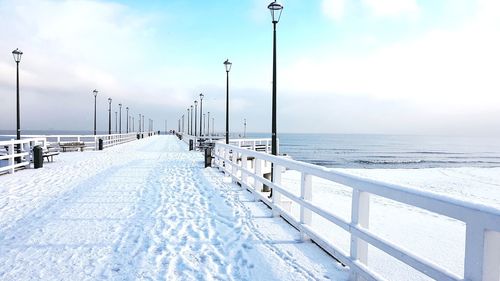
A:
[43, 151, 59, 162]
[59, 142, 85, 152]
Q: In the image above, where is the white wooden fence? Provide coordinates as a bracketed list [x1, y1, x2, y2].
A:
[0, 132, 157, 175]
[0, 138, 47, 175]
[1, 132, 156, 151]
[228, 138, 276, 154]
[213, 142, 500, 281]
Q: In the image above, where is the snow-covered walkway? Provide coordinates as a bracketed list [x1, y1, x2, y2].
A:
[0, 135, 347, 280]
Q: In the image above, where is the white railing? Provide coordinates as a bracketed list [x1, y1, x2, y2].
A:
[0, 138, 47, 174]
[1, 132, 156, 151]
[213, 142, 500, 281]
[97, 132, 141, 149]
[228, 138, 276, 154]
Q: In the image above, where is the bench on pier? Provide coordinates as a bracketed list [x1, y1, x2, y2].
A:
[59, 142, 86, 152]
[43, 151, 59, 162]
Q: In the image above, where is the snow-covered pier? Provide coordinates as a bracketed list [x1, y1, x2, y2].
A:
[0, 135, 347, 280]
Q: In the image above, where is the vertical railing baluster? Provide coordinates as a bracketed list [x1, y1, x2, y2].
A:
[225, 147, 230, 176]
[8, 140, 14, 174]
[231, 149, 238, 181]
[272, 164, 283, 217]
[350, 189, 370, 281]
[482, 230, 500, 281]
[241, 153, 248, 186]
[300, 172, 312, 241]
[464, 222, 487, 281]
[255, 158, 263, 195]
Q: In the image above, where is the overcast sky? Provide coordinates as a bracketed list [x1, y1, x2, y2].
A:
[0, 0, 499, 136]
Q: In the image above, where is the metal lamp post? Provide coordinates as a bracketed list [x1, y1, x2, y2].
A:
[244, 118, 247, 138]
[207, 112, 210, 136]
[268, 1, 283, 157]
[187, 108, 190, 134]
[199, 93, 204, 136]
[190, 105, 194, 135]
[203, 114, 206, 135]
[114, 111, 117, 133]
[138, 114, 141, 132]
[93, 90, 98, 135]
[126, 107, 129, 133]
[108, 98, 112, 135]
[224, 59, 232, 144]
[12, 48, 23, 163]
[194, 101, 198, 137]
[118, 104, 122, 134]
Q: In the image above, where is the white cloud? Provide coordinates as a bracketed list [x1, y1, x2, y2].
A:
[280, 0, 500, 115]
[362, 0, 420, 19]
[322, 0, 345, 21]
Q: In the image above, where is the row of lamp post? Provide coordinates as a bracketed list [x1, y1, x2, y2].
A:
[94, 92, 151, 135]
[181, 92, 213, 137]
[12, 1, 281, 161]
[177, 1, 282, 150]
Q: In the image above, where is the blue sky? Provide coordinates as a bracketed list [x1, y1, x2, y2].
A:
[0, 0, 499, 136]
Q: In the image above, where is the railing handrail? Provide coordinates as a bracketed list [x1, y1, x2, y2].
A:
[0, 137, 47, 145]
[215, 142, 500, 225]
[213, 142, 500, 281]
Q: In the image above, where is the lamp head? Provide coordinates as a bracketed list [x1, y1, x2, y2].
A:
[200, 93, 204, 100]
[93, 89, 98, 97]
[267, 1, 283, 24]
[224, 59, 232, 72]
[108, 97, 112, 104]
[194, 101, 198, 105]
[12, 48, 23, 63]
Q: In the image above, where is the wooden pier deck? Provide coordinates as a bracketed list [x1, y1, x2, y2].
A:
[0, 135, 347, 280]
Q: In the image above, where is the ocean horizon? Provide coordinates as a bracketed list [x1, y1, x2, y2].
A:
[2, 130, 499, 169]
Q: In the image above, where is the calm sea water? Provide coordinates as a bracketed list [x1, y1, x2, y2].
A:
[247, 133, 500, 169]
[2, 130, 500, 169]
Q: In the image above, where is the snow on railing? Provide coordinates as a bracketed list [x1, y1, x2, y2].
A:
[213, 142, 500, 281]
[0, 138, 47, 175]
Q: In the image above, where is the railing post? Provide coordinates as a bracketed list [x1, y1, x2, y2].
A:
[28, 140, 34, 168]
[300, 173, 312, 241]
[224, 147, 230, 176]
[231, 150, 238, 181]
[254, 158, 263, 195]
[272, 164, 283, 217]
[464, 222, 500, 281]
[483, 230, 500, 281]
[241, 153, 248, 186]
[8, 140, 14, 174]
[350, 189, 370, 281]
[23, 141, 29, 167]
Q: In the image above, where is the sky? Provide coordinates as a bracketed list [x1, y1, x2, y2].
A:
[0, 0, 499, 136]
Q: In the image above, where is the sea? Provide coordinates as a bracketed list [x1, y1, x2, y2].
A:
[1, 130, 500, 169]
